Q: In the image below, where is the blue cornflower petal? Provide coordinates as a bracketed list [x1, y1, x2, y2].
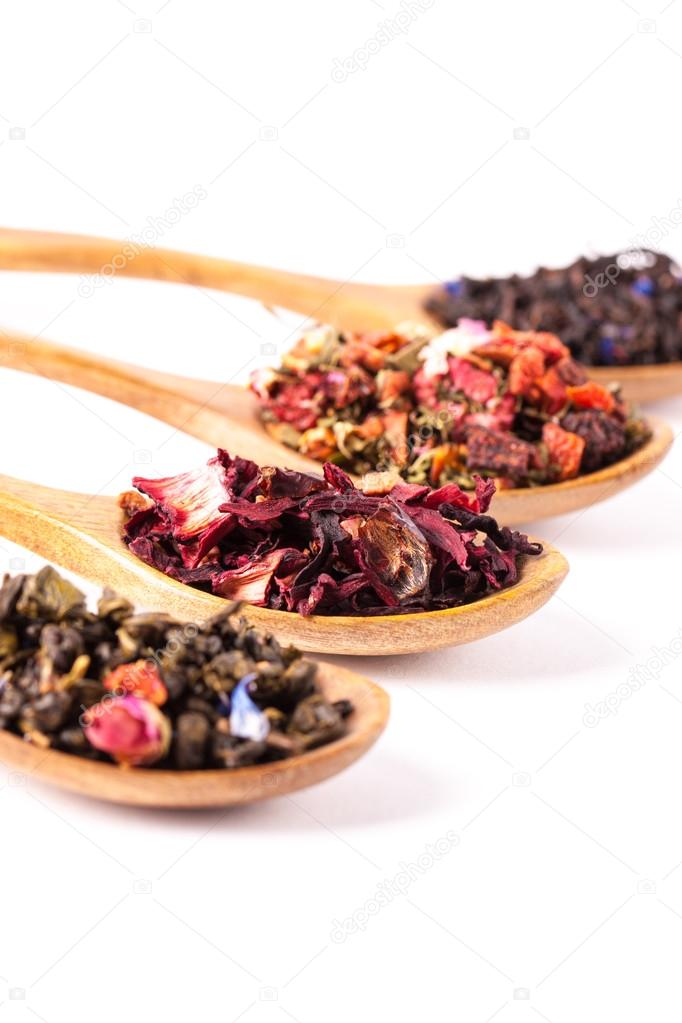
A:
[230, 672, 270, 741]
[598, 337, 615, 364]
[445, 279, 463, 297]
[631, 276, 655, 297]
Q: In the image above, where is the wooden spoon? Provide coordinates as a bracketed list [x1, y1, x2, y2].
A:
[0, 226, 679, 403]
[0, 331, 673, 526]
[0, 661, 389, 807]
[0, 473, 568, 656]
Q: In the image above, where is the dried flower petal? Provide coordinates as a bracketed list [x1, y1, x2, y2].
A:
[418, 319, 492, 377]
[213, 550, 295, 605]
[230, 673, 270, 741]
[123, 450, 541, 616]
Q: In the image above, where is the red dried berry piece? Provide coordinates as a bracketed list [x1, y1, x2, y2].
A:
[428, 443, 462, 485]
[566, 382, 615, 414]
[508, 346, 546, 398]
[561, 409, 627, 473]
[448, 357, 498, 403]
[535, 365, 568, 415]
[339, 338, 387, 373]
[324, 365, 376, 408]
[491, 321, 569, 362]
[103, 660, 168, 707]
[542, 422, 585, 481]
[555, 356, 588, 387]
[376, 368, 411, 405]
[382, 409, 410, 467]
[299, 426, 337, 461]
[413, 366, 441, 409]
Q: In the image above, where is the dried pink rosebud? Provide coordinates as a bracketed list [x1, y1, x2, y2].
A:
[83, 695, 171, 767]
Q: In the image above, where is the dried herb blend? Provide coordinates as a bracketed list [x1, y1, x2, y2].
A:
[122, 452, 541, 616]
[249, 320, 649, 488]
[424, 251, 682, 366]
[0, 566, 351, 769]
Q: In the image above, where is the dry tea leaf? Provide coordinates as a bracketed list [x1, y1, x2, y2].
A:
[0, 567, 352, 770]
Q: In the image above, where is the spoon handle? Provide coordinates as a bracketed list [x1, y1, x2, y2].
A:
[0, 473, 118, 542]
[0, 474, 221, 621]
[0, 227, 428, 330]
[0, 473, 75, 520]
[0, 328, 223, 411]
[0, 328, 327, 473]
[0, 474, 119, 587]
[2, 466, 218, 621]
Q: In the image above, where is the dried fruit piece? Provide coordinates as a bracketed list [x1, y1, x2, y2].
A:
[382, 410, 410, 467]
[561, 409, 627, 472]
[428, 444, 462, 485]
[376, 368, 411, 405]
[299, 426, 337, 461]
[250, 319, 647, 488]
[535, 366, 568, 414]
[542, 422, 585, 481]
[466, 426, 537, 480]
[508, 346, 546, 398]
[103, 660, 168, 706]
[566, 382, 616, 414]
[448, 357, 497, 403]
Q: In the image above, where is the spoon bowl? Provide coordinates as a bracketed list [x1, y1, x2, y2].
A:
[0, 331, 673, 527]
[0, 226, 680, 404]
[0, 661, 389, 807]
[0, 474, 568, 656]
[589, 361, 682, 405]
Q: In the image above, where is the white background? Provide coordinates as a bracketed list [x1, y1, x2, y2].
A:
[0, 1, 681, 1021]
